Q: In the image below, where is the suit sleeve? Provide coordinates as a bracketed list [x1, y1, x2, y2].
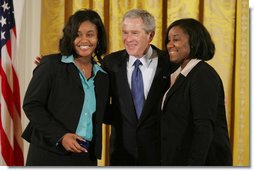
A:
[187, 67, 220, 165]
[23, 57, 68, 145]
[101, 56, 113, 124]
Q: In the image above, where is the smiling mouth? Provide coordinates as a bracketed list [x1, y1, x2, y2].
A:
[126, 42, 137, 46]
[169, 51, 177, 54]
[79, 45, 91, 50]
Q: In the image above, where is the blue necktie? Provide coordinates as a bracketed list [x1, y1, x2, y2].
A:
[131, 59, 145, 119]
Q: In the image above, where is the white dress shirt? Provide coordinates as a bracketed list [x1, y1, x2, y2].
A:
[127, 46, 158, 99]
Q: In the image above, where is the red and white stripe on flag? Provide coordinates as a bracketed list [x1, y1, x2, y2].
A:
[0, 0, 24, 166]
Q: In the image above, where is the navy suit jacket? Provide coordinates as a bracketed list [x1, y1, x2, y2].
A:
[161, 61, 232, 166]
[102, 45, 172, 165]
[22, 54, 109, 160]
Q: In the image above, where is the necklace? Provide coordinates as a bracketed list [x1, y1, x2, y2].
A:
[74, 59, 93, 79]
[75, 59, 91, 70]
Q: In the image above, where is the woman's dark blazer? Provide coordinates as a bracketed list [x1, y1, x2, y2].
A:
[22, 53, 109, 160]
[161, 61, 232, 166]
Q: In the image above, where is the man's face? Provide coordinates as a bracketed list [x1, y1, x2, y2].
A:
[122, 17, 154, 58]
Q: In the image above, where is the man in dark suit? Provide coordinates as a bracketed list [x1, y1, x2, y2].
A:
[102, 9, 171, 166]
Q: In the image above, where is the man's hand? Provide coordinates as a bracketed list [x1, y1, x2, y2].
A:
[34, 56, 42, 65]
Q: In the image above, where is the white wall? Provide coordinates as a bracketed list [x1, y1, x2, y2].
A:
[13, 0, 41, 162]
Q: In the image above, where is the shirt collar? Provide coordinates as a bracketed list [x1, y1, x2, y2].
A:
[128, 46, 154, 68]
[61, 55, 75, 63]
[173, 59, 201, 77]
[61, 55, 106, 74]
[93, 63, 106, 74]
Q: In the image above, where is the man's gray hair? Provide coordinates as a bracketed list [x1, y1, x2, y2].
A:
[122, 9, 155, 33]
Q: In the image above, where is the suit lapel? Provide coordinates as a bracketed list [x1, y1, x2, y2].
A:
[162, 74, 186, 112]
[115, 52, 138, 123]
[138, 49, 170, 124]
[67, 64, 83, 90]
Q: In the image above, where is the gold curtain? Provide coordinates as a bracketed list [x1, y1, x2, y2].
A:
[40, 0, 249, 166]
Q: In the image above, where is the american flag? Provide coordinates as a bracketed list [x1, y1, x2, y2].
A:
[0, 0, 24, 166]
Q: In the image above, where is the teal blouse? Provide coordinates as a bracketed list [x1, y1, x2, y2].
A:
[61, 55, 105, 141]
